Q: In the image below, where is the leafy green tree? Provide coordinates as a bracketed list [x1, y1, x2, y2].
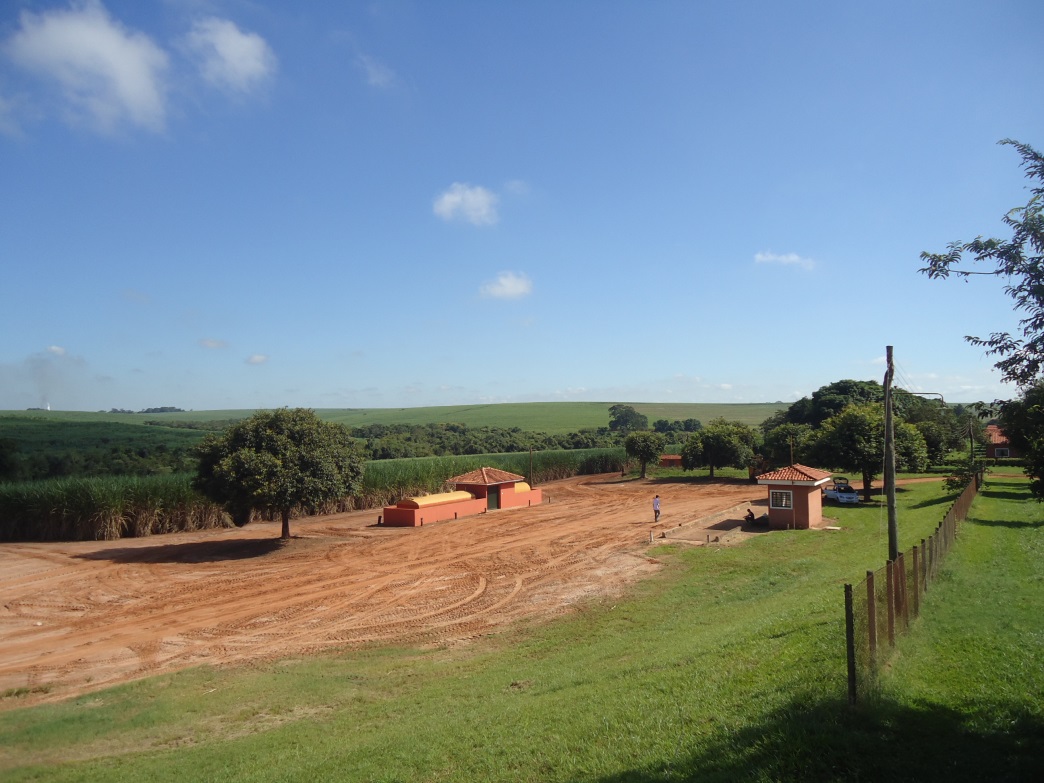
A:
[608, 404, 648, 435]
[920, 139, 1044, 387]
[811, 403, 885, 501]
[780, 380, 884, 427]
[680, 432, 703, 472]
[681, 418, 755, 478]
[624, 431, 667, 478]
[194, 408, 364, 539]
[896, 422, 930, 473]
[760, 422, 815, 468]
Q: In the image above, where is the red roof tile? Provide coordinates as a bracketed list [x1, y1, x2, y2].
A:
[448, 467, 526, 486]
[756, 464, 833, 483]
[985, 424, 1009, 445]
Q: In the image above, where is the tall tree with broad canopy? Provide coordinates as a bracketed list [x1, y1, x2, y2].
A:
[194, 408, 364, 539]
[767, 379, 884, 428]
[812, 403, 929, 500]
[608, 404, 648, 435]
[681, 418, 756, 478]
[920, 139, 1044, 387]
[624, 430, 667, 478]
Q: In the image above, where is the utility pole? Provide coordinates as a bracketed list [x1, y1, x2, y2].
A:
[884, 345, 898, 561]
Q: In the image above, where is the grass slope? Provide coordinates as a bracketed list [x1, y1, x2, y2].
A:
[2, 477, 1039, 781]
[0, 402, 787, 435]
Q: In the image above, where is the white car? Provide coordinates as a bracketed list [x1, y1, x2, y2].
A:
[824, 478, 860, 504]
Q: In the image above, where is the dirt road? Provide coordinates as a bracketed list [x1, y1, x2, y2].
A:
[0, 475, 767, 707]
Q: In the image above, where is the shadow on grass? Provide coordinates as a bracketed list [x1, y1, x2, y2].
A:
[597, 694, 1044, 783]
[74, 536, 288, 563]
[965, 514, 1044, 530]
[979, 488, 1032, 503]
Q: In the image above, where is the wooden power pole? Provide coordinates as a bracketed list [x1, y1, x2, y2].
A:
[884, 345, 898, 561]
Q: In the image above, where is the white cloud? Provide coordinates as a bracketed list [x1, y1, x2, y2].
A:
[754, 251, 815, 271]
[246, 353, 268, 365]
[47, 345, 67, 356]
[480, 271, 533, 299]
[199, 338, 227, 350]
[356, 53, 396, 88]
[5, 0, 169, 133]
[433, 183, 499, 226]
[184, 17, 276, 93]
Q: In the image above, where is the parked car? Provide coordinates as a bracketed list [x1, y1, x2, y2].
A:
[824, 477, 860, 504]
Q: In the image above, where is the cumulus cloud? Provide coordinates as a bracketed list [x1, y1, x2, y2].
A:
[754, 251, 815, 271]
[47, 345, 67, 356]
[356, 53, 396, 88]
[199, 338, 227, 350]
[5, 0, 170, 133]
[433, 183, 499, 226]
[480, 271, 533, 300]
[184, 17, 276, 93]
[246, 353, 268, 365]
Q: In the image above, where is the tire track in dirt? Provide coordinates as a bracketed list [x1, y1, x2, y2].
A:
[0, 475, 760, 706]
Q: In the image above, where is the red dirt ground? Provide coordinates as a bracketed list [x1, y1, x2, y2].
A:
[0, 474, 822, 708]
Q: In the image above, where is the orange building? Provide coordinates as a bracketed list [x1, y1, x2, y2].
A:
[381, 467, 542, 527]
[756, 464, 832, 530]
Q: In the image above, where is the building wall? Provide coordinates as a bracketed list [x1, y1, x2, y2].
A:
[767, 484, 821, 530]
[382, 497, 488, 527]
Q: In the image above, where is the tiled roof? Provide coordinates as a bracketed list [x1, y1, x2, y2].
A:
[448, 467, 527, 486]
[757, 464, 833, 483]
[985, 424, 1009, 445]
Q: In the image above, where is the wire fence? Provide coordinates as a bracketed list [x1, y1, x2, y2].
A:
[844, 473, 983, 704]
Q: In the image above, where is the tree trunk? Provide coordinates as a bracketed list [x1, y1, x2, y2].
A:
[640, 460, 648, 478]
[861, 470, 873, 502]
[709, 464, 716, 479]
[280, 509, 291, 540]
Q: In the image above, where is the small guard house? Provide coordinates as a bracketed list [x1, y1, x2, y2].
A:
[381, 467, 542, 527]
[755, 464, 832, 530]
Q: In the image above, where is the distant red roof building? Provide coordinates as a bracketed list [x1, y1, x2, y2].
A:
[985, 425, 1017, 459]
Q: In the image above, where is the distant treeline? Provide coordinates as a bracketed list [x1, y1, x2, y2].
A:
[1, 418, 635, 483]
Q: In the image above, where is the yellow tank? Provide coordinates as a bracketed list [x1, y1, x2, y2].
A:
[397, 491, 475, 509]
[513, 482, 531, 493]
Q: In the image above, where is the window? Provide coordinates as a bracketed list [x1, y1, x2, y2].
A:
[770, 490, 793, 509]
[995, 448, 1010, 458]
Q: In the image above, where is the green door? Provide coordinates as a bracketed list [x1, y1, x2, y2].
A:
[487, 486, 500, 510]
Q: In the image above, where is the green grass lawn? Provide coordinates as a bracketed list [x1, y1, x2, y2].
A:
[1, 476, 1039, 781]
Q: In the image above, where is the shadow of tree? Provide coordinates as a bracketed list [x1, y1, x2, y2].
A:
[965, 514, 1044, 530]
[979, 488, 1032, 502]
[595, 693, 1044, 782]
[74, 537, 288, 564]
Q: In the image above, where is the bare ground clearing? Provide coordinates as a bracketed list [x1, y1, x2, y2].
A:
[0, 473, 871, 708]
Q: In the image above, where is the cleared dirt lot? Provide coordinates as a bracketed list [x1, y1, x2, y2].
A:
[0, 474, 775, 708]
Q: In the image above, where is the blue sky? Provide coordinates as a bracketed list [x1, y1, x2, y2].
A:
[1, 0, 1041, 412]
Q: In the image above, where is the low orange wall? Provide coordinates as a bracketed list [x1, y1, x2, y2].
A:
[499, 486, 543, 509]
[382, 497, 488, 527]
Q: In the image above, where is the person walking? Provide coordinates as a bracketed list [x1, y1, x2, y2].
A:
[653, 494, 661, 523]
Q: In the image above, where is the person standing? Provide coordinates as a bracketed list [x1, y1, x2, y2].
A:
[653, 494, 661, 522]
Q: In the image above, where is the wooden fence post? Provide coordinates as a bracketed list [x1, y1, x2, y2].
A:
[866, 570, 877, 669]
[845, 583, 857, 705]
[886, 560, 896, 647]
[921, 537, 928, 594]
[897, 553, 909, 629]
[911, 545, 920, 617]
